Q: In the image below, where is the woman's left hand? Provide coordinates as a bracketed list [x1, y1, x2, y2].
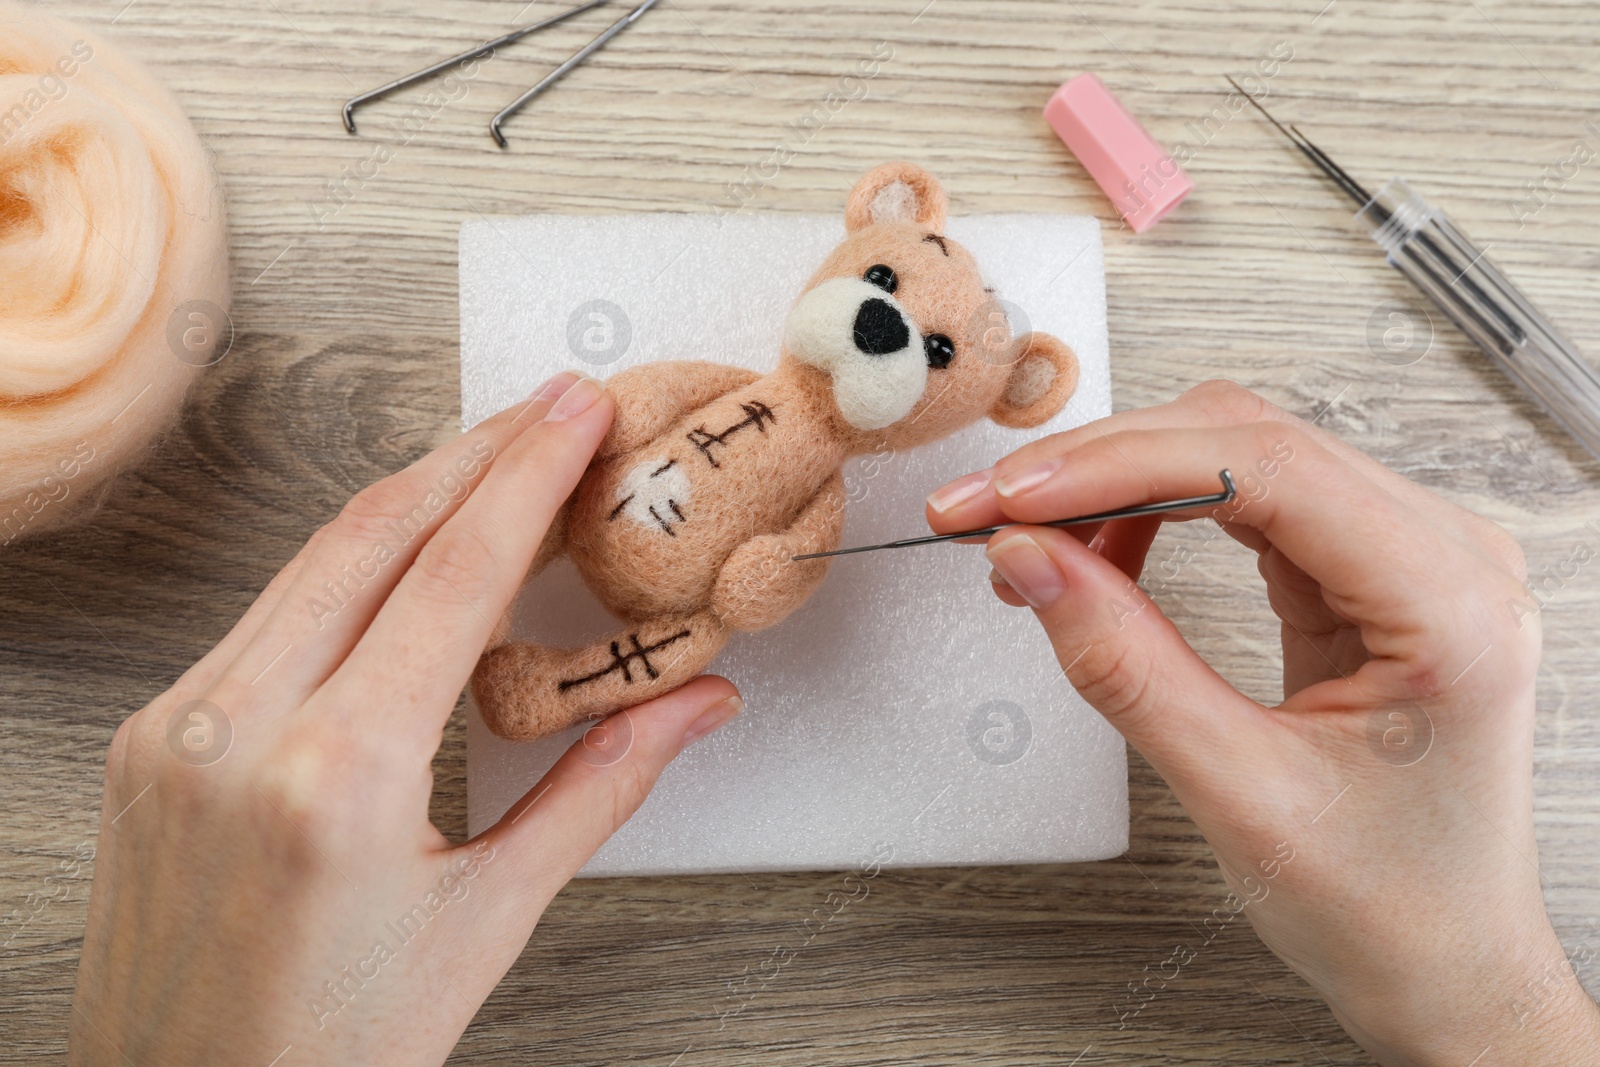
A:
[70, 371, 743, 1066]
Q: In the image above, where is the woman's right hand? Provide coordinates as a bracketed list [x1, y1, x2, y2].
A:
[926, 380, 1600, 1065]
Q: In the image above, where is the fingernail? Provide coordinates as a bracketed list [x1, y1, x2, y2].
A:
[994, 457, 1063, 498]
[927, 469, 991, 514]
[528, 370, 580, 404]
[987, 566, 1011, 588]
[986, 533, 1065, 609]
[684, 695, 743, 746]
[544, 375, 604, 421]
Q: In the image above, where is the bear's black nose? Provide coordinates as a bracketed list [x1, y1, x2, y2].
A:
[853, 298, 911, 356]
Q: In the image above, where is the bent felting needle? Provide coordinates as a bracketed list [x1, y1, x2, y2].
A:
[341, 0, 611, 134]
[490, 0, 661, 147]
[793, 470, 1236, 561]
[1230, 76, 1600, 462]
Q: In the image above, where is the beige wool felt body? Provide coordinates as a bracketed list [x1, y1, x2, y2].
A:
[472, 163, 1081, 741]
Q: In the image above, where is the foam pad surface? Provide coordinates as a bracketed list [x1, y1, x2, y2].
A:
[460, 212, 1124, 875]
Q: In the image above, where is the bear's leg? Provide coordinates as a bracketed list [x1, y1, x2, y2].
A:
[471, 610, 731, 741]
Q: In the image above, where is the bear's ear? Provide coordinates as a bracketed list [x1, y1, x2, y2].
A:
[990, 332, 1079, 429]
[845, 162, 949, 233]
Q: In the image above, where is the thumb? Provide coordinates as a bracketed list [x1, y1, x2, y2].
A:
[985, 525, 1263, 784]
[471, 675, 742, 901]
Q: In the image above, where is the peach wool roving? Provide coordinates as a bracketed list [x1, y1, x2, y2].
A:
[0, 2, 229, 544]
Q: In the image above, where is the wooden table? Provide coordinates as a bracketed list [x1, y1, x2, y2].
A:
[5, 0, 1598, 1061]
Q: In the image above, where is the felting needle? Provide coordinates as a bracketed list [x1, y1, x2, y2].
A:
[490, 0, 662, 147]
[792, 470, 1236, 561]
[341, 0, 612, 134]
[1228, 76, 1600, 460]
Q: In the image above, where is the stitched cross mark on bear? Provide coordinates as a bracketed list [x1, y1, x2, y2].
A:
[685, 401, 776, 468]
[557, 629, 693, 691]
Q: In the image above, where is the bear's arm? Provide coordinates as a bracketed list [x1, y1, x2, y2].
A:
[597, 361, 762, 460]
[710, 470, 846, 632]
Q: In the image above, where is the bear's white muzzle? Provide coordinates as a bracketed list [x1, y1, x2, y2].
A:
[784, 277, 927, 432]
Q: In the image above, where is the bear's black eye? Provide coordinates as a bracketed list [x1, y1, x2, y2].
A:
[924, 333, 955, 369]
[863, 264, 897, 293]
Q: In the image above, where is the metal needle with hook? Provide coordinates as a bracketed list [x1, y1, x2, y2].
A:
[792, 470, 1237, 561]
[341, 0, 612, 134]
[490, 0, 662, 148]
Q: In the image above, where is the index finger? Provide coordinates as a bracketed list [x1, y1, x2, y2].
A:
[926, 381, 1473, 541]
[212, 374, 581, 704]
[967, 421, 1492, 653]
[321, 375, 614, 739]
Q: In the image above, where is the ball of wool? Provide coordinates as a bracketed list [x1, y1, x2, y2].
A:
[0, 1, 230, 544]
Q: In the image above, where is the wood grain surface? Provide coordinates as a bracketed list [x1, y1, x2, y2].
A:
[4, 0, 1599, 1062]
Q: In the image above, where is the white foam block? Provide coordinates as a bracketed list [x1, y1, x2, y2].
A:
[460, 212, 1124, 875]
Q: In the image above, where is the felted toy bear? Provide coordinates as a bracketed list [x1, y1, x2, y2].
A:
[472, 162, 1081, 741]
